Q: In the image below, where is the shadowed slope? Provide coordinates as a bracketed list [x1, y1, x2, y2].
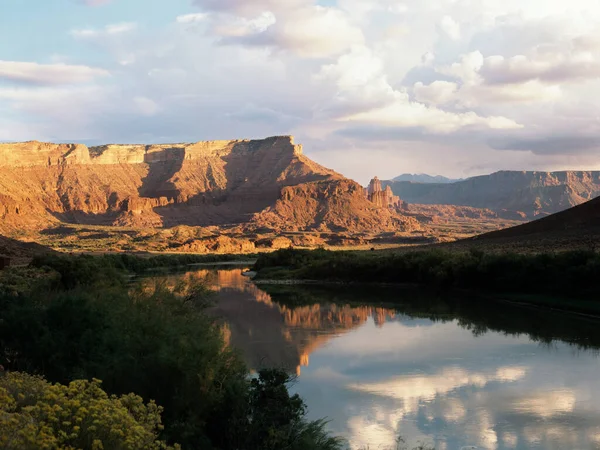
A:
[474, 196, 600, 240]
[0, 235, 54, 259]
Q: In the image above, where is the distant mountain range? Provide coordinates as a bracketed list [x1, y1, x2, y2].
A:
[384, 171, 600, 219]
[392, 173, 461, 184]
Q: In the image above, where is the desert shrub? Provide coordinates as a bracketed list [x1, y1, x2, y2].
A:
[0, 372, 176, 450]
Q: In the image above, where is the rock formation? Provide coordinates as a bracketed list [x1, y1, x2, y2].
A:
[366, 176, 403, 209]
[252, 179, 421, 233]
[0, 137, 419, 235]
[384, 171, 600, 218]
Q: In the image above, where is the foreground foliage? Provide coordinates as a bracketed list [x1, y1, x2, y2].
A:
[0, 255, 343, 450]
[253, 248, 600, 304]
[0, 372, 175, 450]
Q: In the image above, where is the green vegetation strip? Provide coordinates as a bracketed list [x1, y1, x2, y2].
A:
[253, 248, 600, 313]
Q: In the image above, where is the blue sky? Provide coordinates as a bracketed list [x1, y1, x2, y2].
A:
[1, 0, 193, 63]
[1, 0, 600, 181]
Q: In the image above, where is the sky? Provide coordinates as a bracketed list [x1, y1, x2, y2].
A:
[1, 0, 600, 183]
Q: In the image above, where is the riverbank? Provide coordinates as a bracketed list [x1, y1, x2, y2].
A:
[252, 248, 600, 314]
[0, 253, 346, 450]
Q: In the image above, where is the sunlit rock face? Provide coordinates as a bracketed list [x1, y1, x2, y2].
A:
[0, 137, 421, 234]
[366, 176, 403, 209]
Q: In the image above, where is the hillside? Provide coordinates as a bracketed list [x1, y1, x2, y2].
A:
[0, 137, 419, 237]
[472, 196, 600, 244]
[392, 173, 459, 183]
[385, 171, 600, 218]
[0, 235, 54, 259]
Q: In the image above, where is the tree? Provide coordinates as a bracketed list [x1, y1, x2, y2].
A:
[245, 369, 344, 450]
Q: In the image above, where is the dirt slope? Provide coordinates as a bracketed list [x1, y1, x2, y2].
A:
[385, 171, 600, 218]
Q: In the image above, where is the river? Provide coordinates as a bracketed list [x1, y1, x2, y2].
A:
[144, 266, 600, 450]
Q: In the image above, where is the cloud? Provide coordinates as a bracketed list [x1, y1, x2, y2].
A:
[77, 0, 113, 5]
[0, 61, 109, 85]
[414, 80, 458, 105]
[176, 13, 209, 24]
[480, 52, 600, 85]
[315, 46, 521, 133]
[339, 93, 522, 133]
[490, 135, 600, 154]
[71, 22, 137, 39]
[439, 16, 461, 41]
[211, 12, 277, 38]
[192, 0, 305, 16]
[196, 5, 364, 58]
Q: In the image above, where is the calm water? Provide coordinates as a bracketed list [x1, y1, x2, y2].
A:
[148, 267, 600, 450]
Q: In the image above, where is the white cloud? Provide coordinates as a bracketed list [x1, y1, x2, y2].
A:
[439, 16, 461, 41]
[206, 6, 364, 58]
[176, 13, 209, 24]
[414, 80, 458, 105]
[480, 51, 600, 84]
[192, 0, 305, 16]
[340, 92, 522, 133]
[211, 12, 276, 38]
[71, 22, 137, 39]
[0, 61, 109, 85]
[315, 46, 521, 132]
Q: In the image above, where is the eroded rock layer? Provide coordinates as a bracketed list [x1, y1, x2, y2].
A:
[0, 136, 420, 234]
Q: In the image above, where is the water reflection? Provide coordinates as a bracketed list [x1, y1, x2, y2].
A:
[148, 268, 600, 450]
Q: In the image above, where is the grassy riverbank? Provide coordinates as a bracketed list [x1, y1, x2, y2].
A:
[253, 248, 600, 312]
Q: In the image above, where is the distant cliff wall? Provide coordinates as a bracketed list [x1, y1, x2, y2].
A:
[384, 171, 600, 218]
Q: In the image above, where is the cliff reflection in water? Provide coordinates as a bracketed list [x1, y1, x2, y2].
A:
[146, 267, 600, 449]
[144, 268, 397, 375]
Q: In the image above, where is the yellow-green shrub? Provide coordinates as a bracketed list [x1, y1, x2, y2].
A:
[0, 372, 178, 450]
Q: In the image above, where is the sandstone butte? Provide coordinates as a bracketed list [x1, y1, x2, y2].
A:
[0, 136, 421, 235]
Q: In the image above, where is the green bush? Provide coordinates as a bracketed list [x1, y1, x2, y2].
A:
[253, 248, 600, 299]
[0, 372, 177, 450]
